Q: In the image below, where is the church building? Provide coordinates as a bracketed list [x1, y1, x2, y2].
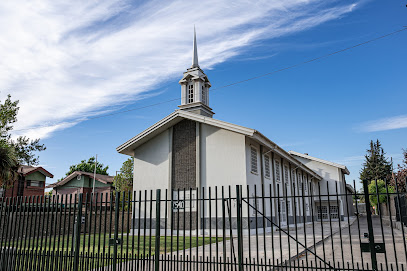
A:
[117, 30, 350, 229]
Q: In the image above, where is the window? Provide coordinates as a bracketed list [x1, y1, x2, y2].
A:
[250, 147, 258, 174]
[318, 206, 328, 220]
[201, 86, 206, 104]
[275, 160, 280, 181]
[329, 206, 339, 219]
[318, 205, 339, 220]
[264, 155, 270, 178]
[27, 180, 42, 187]
[287, 200, 292, 216]
[188, 84, 194, 103]
[303, 176, 308, 193]
[284, 165, 289, 185]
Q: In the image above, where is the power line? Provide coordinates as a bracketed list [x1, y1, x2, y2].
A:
[12, 27, 407, 133]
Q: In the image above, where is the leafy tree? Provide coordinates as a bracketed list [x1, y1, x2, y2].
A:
[114, 158, 134, 210]
[114, 158, 134, 193]
[0, 95, 46, 165]
[64, 157, 109, 178]
[360, 140, 392, 183]
[391, 148, 407, 192]
[0, 140, 19, 187]
[368, 179, 394, 208]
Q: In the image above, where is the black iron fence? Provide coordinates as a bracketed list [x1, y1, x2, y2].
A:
[0, 180, 406, 271]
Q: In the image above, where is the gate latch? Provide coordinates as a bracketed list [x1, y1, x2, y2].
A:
[109, 238, 122, 246]
[360, 242, 386, 253]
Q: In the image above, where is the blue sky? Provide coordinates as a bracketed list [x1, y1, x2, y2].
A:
[2, 0, 406, 190]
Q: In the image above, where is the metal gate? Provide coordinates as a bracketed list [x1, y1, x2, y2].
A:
[0, 180, 406, 270]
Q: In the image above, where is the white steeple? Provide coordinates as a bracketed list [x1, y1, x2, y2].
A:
[178, 28, 214, 117]
[192, 26, 199, 68]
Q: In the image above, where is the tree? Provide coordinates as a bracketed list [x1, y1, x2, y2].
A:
[63, 157, 109, 178]
[114, 158, 134, 210]
[114, 158, 134, 193]
[0, 140, 19, 187]
[360, 140, 392, 183]
[0, 95, 46, 165]
[391, 148, 407, 192]
[368, 180, 394, 209]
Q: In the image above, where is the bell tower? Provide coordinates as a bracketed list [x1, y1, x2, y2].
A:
[178, 27, 214, 117]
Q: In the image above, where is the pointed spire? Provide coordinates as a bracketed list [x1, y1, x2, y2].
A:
[192, 26, 199, 68]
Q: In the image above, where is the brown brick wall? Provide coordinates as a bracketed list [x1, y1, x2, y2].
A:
[172, 119, 196, 190]
[3, 179, 44, 199]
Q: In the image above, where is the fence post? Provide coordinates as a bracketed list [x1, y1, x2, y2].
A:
[73, 193, 83, 271]
[112, 192, 120, 271]
[236, 185, 243, 271]
[155, 189, 161, 271]
[362, 179, 378, 271]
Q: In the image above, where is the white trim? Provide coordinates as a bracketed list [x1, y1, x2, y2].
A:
[117, 110, 255, 155]
[288, 151, 350, 175]
[116, 111, 322, 180]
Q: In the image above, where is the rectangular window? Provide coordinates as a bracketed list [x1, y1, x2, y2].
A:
[27, 180, 42, 187]
[275, 160, 280, 181]
[287, 200, 292, 216]
[284, 165, 289, 185]
[250, 147, 258, 174]
[264, 155, 270, 178]
[201, 86, 206, 104]
[188, 84, 194, 103]
[329, 206, 339, 219]
[318, 206, 328, 220]
[303, 176, 308, 193]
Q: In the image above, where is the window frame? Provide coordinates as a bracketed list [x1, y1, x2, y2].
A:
[250, 146, 258, 174]
[275, 160, 281, 182]
[201, 86, 206, 104]
[264, 154, 271, 179]
[188, 84, 194, 103]
[27, 180, 43, 188]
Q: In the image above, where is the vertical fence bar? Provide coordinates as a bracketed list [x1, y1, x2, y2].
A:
[236, 185, 243, 271]
[353, 180, 365, 269]
[155, 189, 161, 271]
[363, 179, 378, 271]
[394, 177, 407, 264]
[73, 193, 83, 271]
[384, 179, 400, 270]
[112, 192, 120, 271]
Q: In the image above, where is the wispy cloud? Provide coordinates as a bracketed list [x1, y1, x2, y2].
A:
[1, 0, 359, 139]
[334, 155, 365, 166]
[360, 115, 407, 132]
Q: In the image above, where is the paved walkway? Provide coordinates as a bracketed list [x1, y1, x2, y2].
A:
[101, 215, 407, 270]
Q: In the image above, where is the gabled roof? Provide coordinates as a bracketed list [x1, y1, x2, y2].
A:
[18, 165, 53, 178]
[288, 151, 350, 175]
[117, 110, 323, 181]
[46, 171, 114, 188]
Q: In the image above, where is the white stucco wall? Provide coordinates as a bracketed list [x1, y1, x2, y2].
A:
[294, 157, 340, 197]
[293, 156, 349, 217]
[200, 123, 247, 188]
[133, 129, 171, 192]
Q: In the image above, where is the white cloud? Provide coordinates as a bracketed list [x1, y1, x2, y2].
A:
[360, 115, 407, 132]
[0, 0, 359, 138]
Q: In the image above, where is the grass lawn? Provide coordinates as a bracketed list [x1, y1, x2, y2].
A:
[6, 234, 224, 256]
